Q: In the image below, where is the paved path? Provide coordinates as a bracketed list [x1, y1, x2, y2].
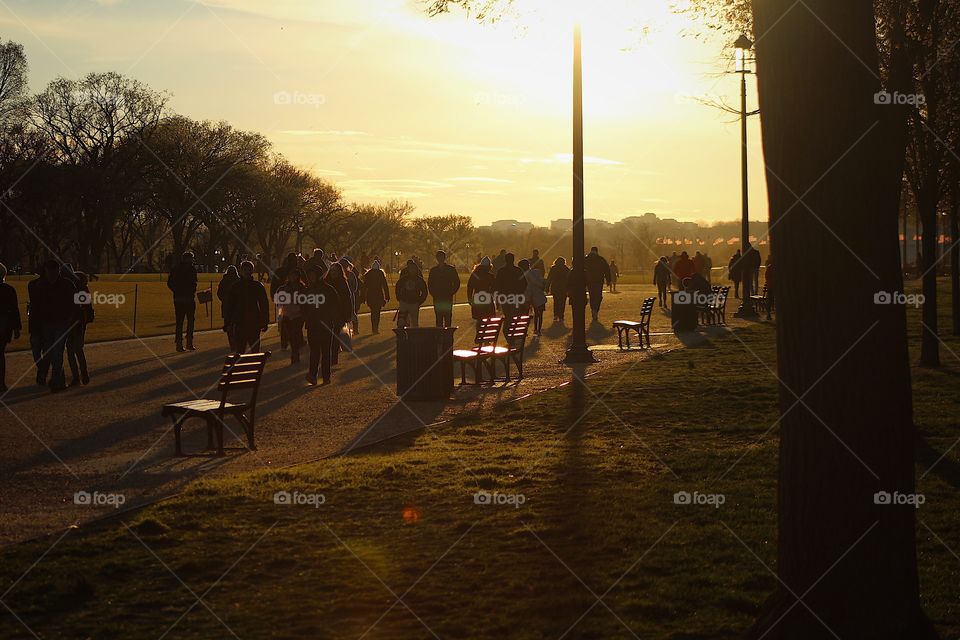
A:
[0, 286, 744, 546]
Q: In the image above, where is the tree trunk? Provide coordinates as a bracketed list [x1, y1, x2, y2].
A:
[748, 1, 935, 638]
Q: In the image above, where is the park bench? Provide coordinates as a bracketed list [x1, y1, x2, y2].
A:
[487, 314, 532, 382]
[453, 317, 503, 385]
[699, 286, 730, 326]
[614, 297, 656, 349]
[163, 351, 271, 456]
[750, 285, 769, 315]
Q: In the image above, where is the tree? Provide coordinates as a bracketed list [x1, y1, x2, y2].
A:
[409, 214, 476, 265]
[32, 72, 168, 271]
[748, 0, 934, 636]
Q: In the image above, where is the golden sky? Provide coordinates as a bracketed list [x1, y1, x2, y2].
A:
[1, 0, 768, 226]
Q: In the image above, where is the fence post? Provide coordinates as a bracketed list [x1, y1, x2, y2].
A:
[132, 284, 139, 336]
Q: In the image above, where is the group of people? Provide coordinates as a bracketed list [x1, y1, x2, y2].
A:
[0, 260, 93, 394]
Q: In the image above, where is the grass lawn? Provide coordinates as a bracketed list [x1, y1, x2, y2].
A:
[1, 303, 958, 639]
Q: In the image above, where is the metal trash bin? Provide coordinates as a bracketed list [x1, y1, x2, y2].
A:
[670, 291, 698, 333]
[394, 326, 457, 400]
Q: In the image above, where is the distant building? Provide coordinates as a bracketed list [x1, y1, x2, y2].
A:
[550, 219, 573, 232]
[490, 220, 535, 233]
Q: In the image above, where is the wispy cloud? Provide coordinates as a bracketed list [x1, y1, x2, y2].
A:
[448, 176, 513, 184]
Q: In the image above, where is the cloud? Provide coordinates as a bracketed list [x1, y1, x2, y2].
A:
[194, 0, 409, 26]
[520, 153, 626, 166]
[278, 130, 370, 137]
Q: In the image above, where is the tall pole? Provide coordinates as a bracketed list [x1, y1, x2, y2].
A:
[564, 23, 595, 364]
[734, 49, 758, 318]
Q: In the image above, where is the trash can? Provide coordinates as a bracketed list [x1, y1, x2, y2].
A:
[394, 326, 457, 400]
[670, 291, 698, 333]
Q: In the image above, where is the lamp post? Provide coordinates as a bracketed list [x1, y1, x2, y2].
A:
[564, 23, 596, 364]
[733, 34, 759, 318]
[296, 221, 304, 256]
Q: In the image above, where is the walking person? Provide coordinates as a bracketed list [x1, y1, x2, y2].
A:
[764, 256, 775, 320]
[340, 256, 361, 335]
[567, 256, 589, 319]
[521, 259, 547, 336]
[728, 250, 743, 299]
[395, 260, 427, 328]
[274, 268, 307, 364]
[467, 257, 496, 331]
[303, 267, 340, 385]
[0, 263, 22, 393]
[673, 251, 697, 288]
[529, 249, 546, 276]
[326, 263, 353, 366]
[31, 260, 77, 393]
[217, 265, 240, 350]
[224, 261, 269, 353]
[609, 260, 620, 293]
[494, 252, 525, 333]
[67, 271, 94, 386]
[427, 250, 461, 328]
[26, 273, 44, 383]
[741, 243, 760, 304]
[362, 260, 390, 334]
[654, 256, 672, 307]
[167, 251, 198, 352]
[271, 253, 299, 350]
[584, 247, 612, 322]
[546, 257, 570, 322]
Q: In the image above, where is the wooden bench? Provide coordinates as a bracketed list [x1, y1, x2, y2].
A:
[163, 351, 270, 456]
[614, 297, 656, 349]
[750, 285, 769, 315]
[453, 317, 503, 385]
[699, 286, 730, 326]
[487, 315, 532, 382]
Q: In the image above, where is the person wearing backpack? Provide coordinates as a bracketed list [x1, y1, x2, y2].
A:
[395, 260, 427, 327]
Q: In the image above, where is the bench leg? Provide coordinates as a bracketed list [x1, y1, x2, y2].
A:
[238, 414, 254, 451]
[207, 415, 225, 456]
[459, 361, 467, 386]
[172, 415, 187, 456]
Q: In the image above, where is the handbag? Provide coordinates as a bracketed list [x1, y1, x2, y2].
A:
[339, 323, 353, 352]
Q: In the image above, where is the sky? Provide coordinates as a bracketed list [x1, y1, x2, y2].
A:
[0, 0, 768, 226]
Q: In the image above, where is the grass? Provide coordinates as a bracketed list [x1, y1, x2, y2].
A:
[1, 299, 958, 639]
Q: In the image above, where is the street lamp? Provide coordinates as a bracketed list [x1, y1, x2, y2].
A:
[733, 34, 759, 318]
[296, 220, 305, 256]
[564, 23, 596, 364]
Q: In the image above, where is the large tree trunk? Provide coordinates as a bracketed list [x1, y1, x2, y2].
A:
[748, 1, 935, 638]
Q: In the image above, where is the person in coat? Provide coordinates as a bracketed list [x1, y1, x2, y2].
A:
[673, 251, 697, 290]
[584, 247, 612, 322]
[529, 249, 546, 276]
[217, 265, 240, 350]
[166, 251, 198, 351]
[224, 261, 270, 353]
[325, 262, 353, 365]
[303, 266, 341, 385]
[340, 256, 361, 335]
[30, 260, 77, 393]
[546, 257, 570, 323]
[493, 252, 526, 333]
[67, 271, 94, 386]
[427, 250, 461, 328]
[0, 262, 22, 393]
[654, 257, 672, 307]
[467, 257, 496, 331]
[362, 260, 390, 334]
[274, 268, 308, 365]
[728, 250, 743, 299]
[520, 258, 547, 336]
[271, 253, 299, 350]
[395, 260, 428, 327]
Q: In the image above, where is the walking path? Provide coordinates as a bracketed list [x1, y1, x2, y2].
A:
[0, 286, 745, 546]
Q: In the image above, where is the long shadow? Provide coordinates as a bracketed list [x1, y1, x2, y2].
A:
[916, 435, 960, 489]
[338, 397, 449, 454]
